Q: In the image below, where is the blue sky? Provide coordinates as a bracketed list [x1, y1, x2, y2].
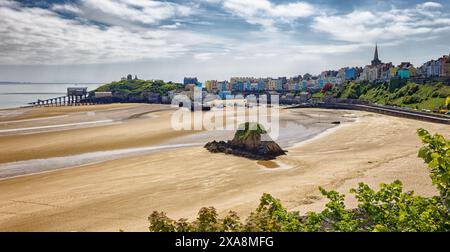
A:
[0, 0, 449, 83]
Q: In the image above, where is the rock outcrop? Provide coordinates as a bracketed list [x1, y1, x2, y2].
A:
[204, 122, 287, 160]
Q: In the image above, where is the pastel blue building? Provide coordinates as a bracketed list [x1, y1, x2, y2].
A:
[318, 79, 325, 88]
[434, 60, 440, 76]
[275, 82, 283, 91]
[397, 69, 410, 79]
[257, 80, 265, 91]
[219, 82, 229, 91]
[244, 81, 252, 91]
[302, 80, 308, 90]
[183, 77, 198, 86]
[218, 91, 232, 99]
[233, 82, 244, 92]
[426, 63, 433, 77]
[345, 68, 356, 80]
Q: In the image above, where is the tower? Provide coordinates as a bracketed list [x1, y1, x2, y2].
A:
[371, 43, 382, 66]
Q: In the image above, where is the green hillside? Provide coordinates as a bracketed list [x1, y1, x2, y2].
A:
[95, 79, 183, 100]
[337, 81, 450, 111]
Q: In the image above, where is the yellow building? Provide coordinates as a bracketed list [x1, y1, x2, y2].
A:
[268, 79, 277, 91]
[408, 66, 417, 77]
[205, 80, 212, 92]
[389, 67, 398, 78]
[204, 80, 218, 92]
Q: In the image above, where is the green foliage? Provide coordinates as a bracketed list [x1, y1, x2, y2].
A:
[319, 187, 361, 231]
[96, 79, 183, 99]
[193, 207, 221, 232]
[402, 94, 421, 104]
[148, 211, 176, 232]
[244, 193, 302, 232]
[221, 211, 243, 232]
[340, 82, 368, 99]
[351, 180, 448, 232]
[417, 129, 450, 209]
[311, 92, 324, 98]
[299, 212, 323, 232]
[235, 122, 267, 141]
[349, 81, 450, 111]
[149, 130, 450, 232]
[388, 78, 407, 92]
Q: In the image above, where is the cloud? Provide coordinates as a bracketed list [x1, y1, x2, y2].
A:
[293, 43, 366, 55]
[0, 0, 406, 67]
[0, 0, 449, 79]
[78, 0, 192, 26]
[51, 4, 82, 14]
[160, 22, 182, 29]
[217, 30, 367, 64]
[222, 0, 315, 30]
[0, 0, 14, 8]
[417, 2, 443, 9]
[0, 0, 219, 65]
[311, 3, 450, 44]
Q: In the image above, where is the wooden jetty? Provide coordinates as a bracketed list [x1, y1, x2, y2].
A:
[29, 88, 113, 107]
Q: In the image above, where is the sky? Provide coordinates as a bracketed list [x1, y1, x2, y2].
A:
[0, 0, 449, 83]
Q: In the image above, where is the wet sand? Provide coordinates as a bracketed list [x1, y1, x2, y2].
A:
[0, 104, 140, 121]
[0, 104, 193, 163]
[0, 104, 448, 231]
[0, 104, 345, 174]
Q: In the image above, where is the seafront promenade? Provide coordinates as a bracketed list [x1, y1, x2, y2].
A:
[290, 101, 450, 124]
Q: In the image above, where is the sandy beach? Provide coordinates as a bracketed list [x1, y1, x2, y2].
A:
[0, 104, 448, 231]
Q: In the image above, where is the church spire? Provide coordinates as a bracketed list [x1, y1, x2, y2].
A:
[374, 43, 379, 61]
[371, 43, 382, 66]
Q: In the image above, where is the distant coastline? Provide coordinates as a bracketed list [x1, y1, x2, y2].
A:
[0, 81, 104, 85]
[0, 83, 103, 109]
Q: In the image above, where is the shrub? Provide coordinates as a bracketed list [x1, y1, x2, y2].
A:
[402, 95, 421, 104]
[418, 129, 450, 210]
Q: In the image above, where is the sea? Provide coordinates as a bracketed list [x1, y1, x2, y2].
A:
[0, 83, 103, 109]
